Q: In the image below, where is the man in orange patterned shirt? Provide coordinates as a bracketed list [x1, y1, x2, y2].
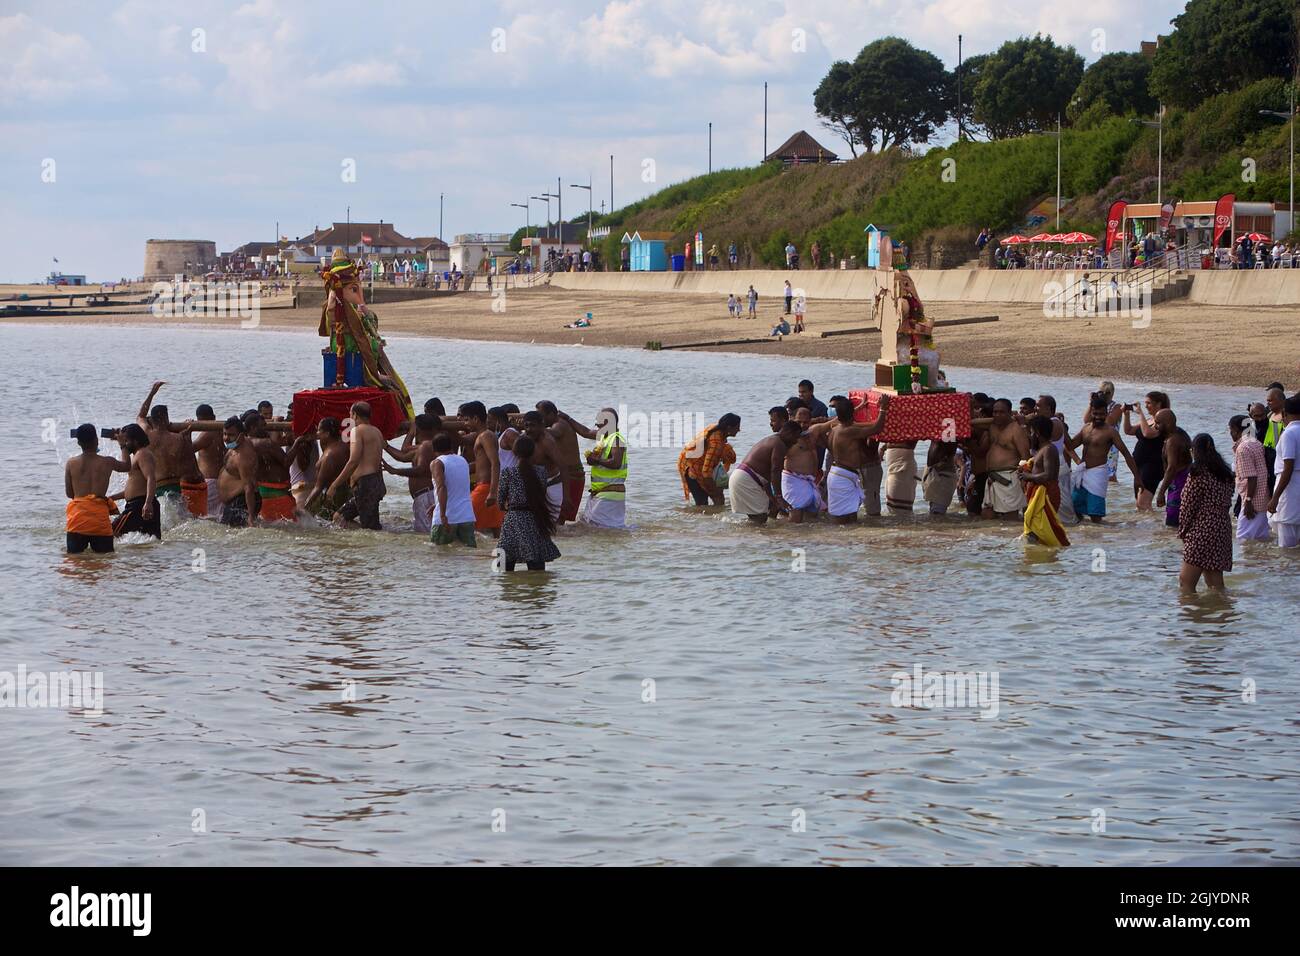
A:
[678, 414, 741, 506]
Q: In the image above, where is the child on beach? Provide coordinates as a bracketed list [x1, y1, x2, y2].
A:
[793, 295, 806, 333]
[727, 293, 737, 317]
[497, 436, 561, 572]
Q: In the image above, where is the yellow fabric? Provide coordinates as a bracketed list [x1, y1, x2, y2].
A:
[1023, 483, 1070, 547]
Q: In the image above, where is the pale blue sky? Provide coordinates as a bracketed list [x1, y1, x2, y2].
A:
[0, 0, 1187, 281]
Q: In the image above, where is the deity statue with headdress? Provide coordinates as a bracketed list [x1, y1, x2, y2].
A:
[318, 248, 414, 418]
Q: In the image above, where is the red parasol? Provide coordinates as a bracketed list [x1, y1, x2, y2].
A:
[1027, 233, 1054, 242]
[1059, 231, 1097, 244]
[1001, 235, 1031, 244]
[1235, 233, 1270, 242]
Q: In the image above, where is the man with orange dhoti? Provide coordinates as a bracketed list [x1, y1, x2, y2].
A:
[65, 424, 128, 553]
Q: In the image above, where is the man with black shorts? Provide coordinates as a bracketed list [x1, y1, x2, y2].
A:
[328, 401, 386, 530]
[65, 423, 129, 553]
[111, 423, 161, 539]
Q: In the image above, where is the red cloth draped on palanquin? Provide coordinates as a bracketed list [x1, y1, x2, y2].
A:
[849, 388, 971, 442]
[291, 387, 404, 440]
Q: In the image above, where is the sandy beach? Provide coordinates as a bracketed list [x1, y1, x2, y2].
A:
[4, 281, 1295, 387]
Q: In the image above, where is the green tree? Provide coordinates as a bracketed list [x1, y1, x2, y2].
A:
[813, 60, 866, 157]
[1149, 0, 1298, 108]
[973, 35, 1085, 138]
[1068, 52, 1158, 122]
[852, 37, 950, 150]
[813, 38, 950, 153]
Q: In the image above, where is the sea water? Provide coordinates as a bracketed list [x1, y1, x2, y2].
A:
[0, 324, 1295, 865]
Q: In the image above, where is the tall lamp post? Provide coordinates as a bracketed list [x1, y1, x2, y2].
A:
[510, 200, 531, 247]
[1260, 84, 1296, 241]
[540, 190, 560, 245]
[570, 178, 593, 252]
[1131, 109, 1164, 206]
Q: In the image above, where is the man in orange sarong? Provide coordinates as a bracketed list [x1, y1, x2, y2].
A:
[244, 411, 297, 523]
[65, 424, 128, 553]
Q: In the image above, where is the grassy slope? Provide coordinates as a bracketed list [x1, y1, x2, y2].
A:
[591, 79, 1297, 267]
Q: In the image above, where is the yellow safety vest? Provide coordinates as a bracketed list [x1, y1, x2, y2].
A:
[590, 431, 628, 499]
[1264, 418, 1284, 449]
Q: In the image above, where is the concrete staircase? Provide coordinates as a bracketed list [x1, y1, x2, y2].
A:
[1151, 271, 1193, 304]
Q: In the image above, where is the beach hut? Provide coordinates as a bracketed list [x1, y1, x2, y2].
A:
[621, 231, 672, 271]
[864, 224, 894, 268]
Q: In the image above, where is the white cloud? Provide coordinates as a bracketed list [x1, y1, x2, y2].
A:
[0, 14, 111, 101]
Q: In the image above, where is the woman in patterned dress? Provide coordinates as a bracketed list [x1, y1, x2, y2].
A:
[497, 436, 561, 572]
[1177, 433, 1235, 593]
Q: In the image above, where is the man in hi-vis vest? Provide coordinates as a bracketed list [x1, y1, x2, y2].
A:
[558, 407, 627, 529]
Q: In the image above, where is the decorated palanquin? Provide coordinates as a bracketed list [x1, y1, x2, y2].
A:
[290, 249, 415, 440]
[857, 228, 970, 442]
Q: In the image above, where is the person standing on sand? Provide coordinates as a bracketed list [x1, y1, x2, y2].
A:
[1177, 433, 1235, 593]
[784, 279, 793, 315]
[747, 285, 758, 319]
[793, 294, 806, 333]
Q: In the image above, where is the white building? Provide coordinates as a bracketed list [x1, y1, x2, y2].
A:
[449, 233, 513, 273]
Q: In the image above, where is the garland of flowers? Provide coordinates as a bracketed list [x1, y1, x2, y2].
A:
[909, 333, 923, 393]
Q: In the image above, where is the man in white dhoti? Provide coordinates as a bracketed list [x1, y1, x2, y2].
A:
[781, 428, 825, 523]
[809, 393, 891, 524]
[730, 423, 801, 524]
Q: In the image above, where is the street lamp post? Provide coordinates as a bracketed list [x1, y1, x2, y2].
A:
[569, 178, 593, 254]
[1131, 110, 1164, 206]
[510, 201, 530, 240]
[1056, 113, 1061, 230]
[1260, 84, 1296, 240]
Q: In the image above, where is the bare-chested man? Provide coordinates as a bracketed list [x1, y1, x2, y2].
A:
[460, 401, 502, 537]
[810, 393, 890, 524]
[382, 413, 439, 533]
[923, 439, 959, 514]
[522, 410, 566, 523]
[1155, 408, 1192, 528]
[185, 403, 225, 517]
[112, 423, 160, 540]
[300, 418, 349, 521]
[136, 381, 199, 518]
[65, 423, 129, 553]
[217, 416, 260, 527]
[243, 411, 296, 523]
[780, 423, 824, 523]
[328, 401, 386, 530]
[730, 421, 801, 523]
[1018, 416, 1062, 514]
[538, 400, 584, 524]
[982, 399, 1031, 519]
[1068, 398, 1139, 523]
